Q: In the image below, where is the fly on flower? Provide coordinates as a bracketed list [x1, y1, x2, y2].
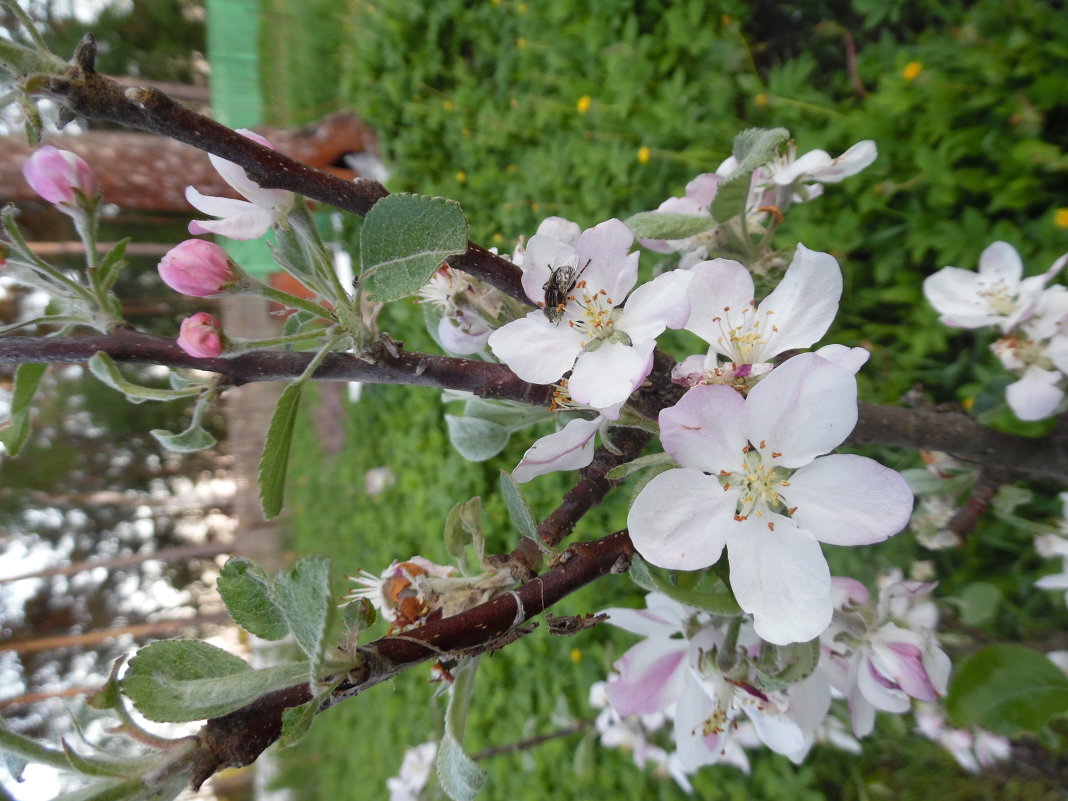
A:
[542, 258, 589, 323]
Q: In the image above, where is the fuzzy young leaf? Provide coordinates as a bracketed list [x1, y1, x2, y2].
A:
[95, 237, 130, 293]
[271, 555, 332, 676]
[604, 451, 676, 481]
[499, 470, 538, 542]
[278, 676, 344, 749]
[150, 423, 216, 454]
[0, 363, 46, 456]
[445, 414, 510, 462]
[89, 352, 199, 404]
[217, 557, 289, 641]
[628, 557, 741, 615]
[360, 193, 468, 302]
[946, 644, 1068, 735]
[443, 496, 485, 574]
[623, 211, 716, 240]
[730, 127, 791, 174]
[709, 173, 753, 227]
[436, 658, 487, 801]
[259, 380, 304, 519]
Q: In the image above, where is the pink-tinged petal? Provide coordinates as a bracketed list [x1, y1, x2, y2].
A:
[784, 454, 913, 546]
[618, 270, 693, 341]
[856, 656, 910, 713]
[628, 469, 735, 570]
[685, 172, 723, 206]
[436, 313, 491, 355]
[977, 241, 1023, 286]
[869, 634, 939, 701]
[684, 259, 754, 347]
[177, 312, 224, 358]
[831, 576, 870, 608]
[606, 638, 688, 716]
[488, 313, 584, 384]
[757, 245, 842, 358]
[22, 146, 98, 205]
[726, 515, 832, 645]
[814, 344, 870, 374]
[659, 384, 747, 473]
[922, 268, 1003, 328]
[512, 417, 600, 482]
[534, 216, 581, 244]
[568, 340, 654, 409]
[743, 353, 858, 467]
[575, 218, 638, 301]
[672, 676, 723, 771]
[522, 234, 575, 305]
[1006, 366, 1064, 421]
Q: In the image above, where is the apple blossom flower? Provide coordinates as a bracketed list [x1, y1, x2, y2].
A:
[718, 140, 877, 216]
[185, 129, 295, 240]
[628, 353, 914, 644]
[21, 145, 98, 207]
[821, 575, 950, 737]
[177, 312, 225, 358]
[512, 415, 603, 483]
[158, 239, 238, 297]
[417, 265, 503, 355]
[488, 218, 692, 410]
[914, 704, 1010, 774]
[923, 241, 1067, 333]
[672, 246, 844, 388]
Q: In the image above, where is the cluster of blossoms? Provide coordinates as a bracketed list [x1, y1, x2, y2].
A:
[591, 573, 980, 789]
[924, 241, 1068, 420]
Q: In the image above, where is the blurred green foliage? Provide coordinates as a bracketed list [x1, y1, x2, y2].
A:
[262, 0, 1068, 798]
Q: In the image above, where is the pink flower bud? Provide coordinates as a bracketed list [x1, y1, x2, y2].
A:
[158, 239, 237, 297]
[21, 145, 99, 205]
[177, 312, 224, 358]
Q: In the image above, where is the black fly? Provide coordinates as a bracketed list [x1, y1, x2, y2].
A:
[542, 259, 589, 324]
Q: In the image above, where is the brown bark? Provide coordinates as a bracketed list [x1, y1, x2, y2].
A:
[0, 110, 380, 213]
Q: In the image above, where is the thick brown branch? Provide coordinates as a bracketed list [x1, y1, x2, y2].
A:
[189, 530, 635, 787]
[36, 35, 528, 303]
[849, 402, 1068, 484]
[0, 330, 551, 404]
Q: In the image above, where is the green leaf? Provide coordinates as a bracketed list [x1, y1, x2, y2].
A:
[95, 237, 130, 293]
[122, 640, 310, 723]
[88, 352, 198, 404]
[627, 558, 741, 615]
[271, 555, 332, 677]
[946, 644, 1068, 735]
[436, 658, 487, 801]
[0, 363, 46, 456]
[752, 640, 820, 691]
[0, 722, 69, 771]
[709, 173, 753, 226]
[278, 676, 344, 749]
[150, 423, 216, 454]
[730, 126, 790, 174]
[444, 497, 485, 573]
[623, 211, 716, 240]
[217, 557, 289, 641]
[258, 380, 305, 520]
[499, 470, 538, 541]
[604, 451, 675, 481]
[360, 193, 469, 303]
[445, 414, 510, 462]
[957, 582, 1002, 627]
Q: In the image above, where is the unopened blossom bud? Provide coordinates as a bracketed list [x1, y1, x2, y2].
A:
[177, 312, 225, 358]
[158, 239, 237, 297]
[22, 145, 99, 206]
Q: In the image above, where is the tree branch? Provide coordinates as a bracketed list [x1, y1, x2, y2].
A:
[187, 530, 635, 788]
[34, 35, 528, 303]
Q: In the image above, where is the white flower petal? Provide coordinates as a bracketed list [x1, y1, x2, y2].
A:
[1006, 366, 1064, 421]
[628, 469, 735, 570]
[512, 416, 600, 482]
[188, 208, 273, 240]
[606, 637, 688, 716]
[659, 384, 747, 473]
[726, 515, 832, 645]
[785, 454, 913, 546]
[575, 218, 638, 301]
[568, 340, 654, 409]
[488, 312, 584, 384]
[684, 259, 754, 347]
[757, 245, 843, 358]
[744, 353, 858, 467]
[978, 241, 1024, 286]
[619, 269, 693, 340]
[814, 344, 870, 374]
[922, 268, 1003, 328]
